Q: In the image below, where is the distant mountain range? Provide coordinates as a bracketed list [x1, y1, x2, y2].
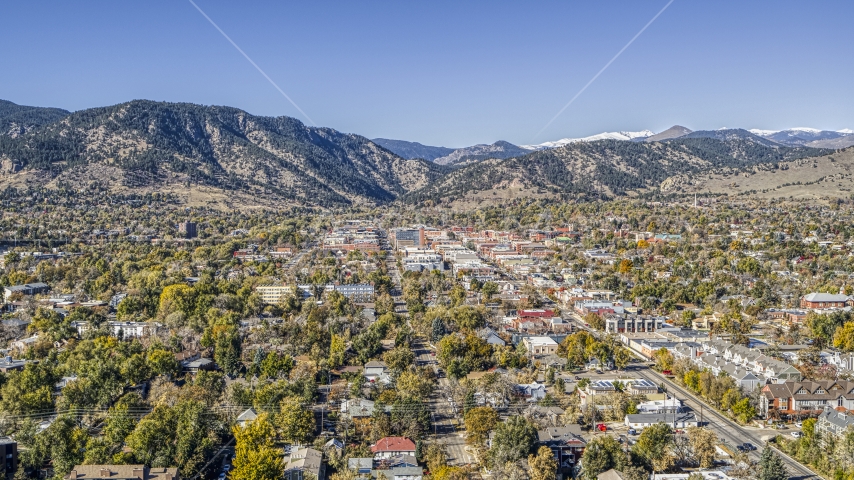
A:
[371, 138, 454, 162]
[521, 130, 655, 150]
[748, 128, 854, 148]
[0, 98, 849, 208]
[375, 126, 854, 164]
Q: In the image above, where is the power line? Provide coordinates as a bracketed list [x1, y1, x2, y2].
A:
[187, 0, 316, 126]
[533, 0, 677, 140]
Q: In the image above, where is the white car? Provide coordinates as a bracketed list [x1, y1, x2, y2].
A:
[795, 422, 803, 428]
[791, 431, 803, 438]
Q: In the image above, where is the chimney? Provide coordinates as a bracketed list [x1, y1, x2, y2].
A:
[132, 468, 144, 480]
[70, 471, 77, 480]
[100, 469, 111, 478]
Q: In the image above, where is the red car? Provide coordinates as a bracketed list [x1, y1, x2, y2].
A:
[597, 424, 607, 432]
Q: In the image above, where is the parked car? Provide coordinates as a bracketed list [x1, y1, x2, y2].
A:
[627, 428, 637, 435]
[736, 445, 747, 453]
[743, 443, 757, 451]
[791, 431, 803, 438]
[222, 465, 231, 472]
[597, 424, 608, 432]
[775, 423, 785, 429]
[795, 422, 803, 428]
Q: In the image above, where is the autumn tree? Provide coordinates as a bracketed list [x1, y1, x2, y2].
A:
[632, 422, 674, 473]
[833, 321, 854, 352]
[528, 446, 557, 480]
[463, 407, 498, 446]
[277, 396, 315, 444]
[231, 413, 284, 480]
[687, 427, 716, 468]
[653, 348, 674, 372]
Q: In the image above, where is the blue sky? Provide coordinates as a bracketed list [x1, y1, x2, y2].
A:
[2, 1, 852, 147]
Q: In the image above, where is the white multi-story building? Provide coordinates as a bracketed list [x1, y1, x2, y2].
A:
[71, 321, 157, 338]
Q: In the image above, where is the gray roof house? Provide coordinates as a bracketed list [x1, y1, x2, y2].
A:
[284, 448, 324, 480]
[236, 408, 257, 427]
[624, 412, 700, 429]
[341, 398, 379, 419]
[816, 406, 854, 444]
[477, 328, 506, 346]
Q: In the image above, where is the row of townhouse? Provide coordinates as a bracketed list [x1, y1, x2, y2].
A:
[666, 340, 801, 389]
[760, 380, 854, 418]
[699, 339, 802, 384]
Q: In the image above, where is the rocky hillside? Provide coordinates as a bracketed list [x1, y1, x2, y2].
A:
[404, 137, 831, 205]
[0, 100, 445, 207]
[0, 100, 70, 138]
[432, 140, 530, 166]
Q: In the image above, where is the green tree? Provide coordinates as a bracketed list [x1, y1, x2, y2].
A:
[449, 284, 466, 307]
[488, 416, 536, 467]
[147, 348, 179, 378]
[202, 321, 242, 375]
[481, 281, 499, 302]
[757, 446, 788, 480]
[396, 369, 434, 400]
[383, 346, 415, 374]
[580, 435, 627, 480]
[0, 362, 57, 414]
[613, 347, 632, 371]
[32, 416, 88, 478]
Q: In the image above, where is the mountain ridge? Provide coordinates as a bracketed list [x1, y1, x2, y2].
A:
[370, 138, 455, 162]
[0, 99, 445, 207]
[0, 100, 70, 138]
[404, 137, 832, 206]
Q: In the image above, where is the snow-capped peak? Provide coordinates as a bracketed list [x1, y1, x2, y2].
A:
[522, 130, 654, 150]
[748, 129, 778, 136]
[838, 129, 853, 134]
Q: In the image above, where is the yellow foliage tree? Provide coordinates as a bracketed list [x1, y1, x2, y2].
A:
[231, 413, 284, 480]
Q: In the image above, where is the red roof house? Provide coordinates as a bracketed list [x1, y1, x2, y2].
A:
[370, 437, 416, 459]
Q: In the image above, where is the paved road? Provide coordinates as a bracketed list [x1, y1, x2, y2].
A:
[562, 313, 822, 479]
[634, 363, 821, 479]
